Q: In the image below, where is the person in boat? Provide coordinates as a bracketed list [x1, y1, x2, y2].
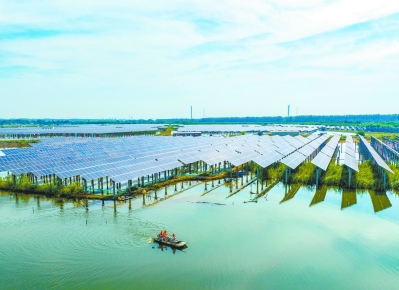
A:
[163, 230, 169, 241]
[171, 233, 177, 243]
[157, 230, 163, 240]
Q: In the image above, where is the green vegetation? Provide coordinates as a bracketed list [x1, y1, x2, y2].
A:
[227, 132, 248, 137]
[0, 175, 84, 197]
[364, 132, 398, 142]
[323, 163, 343, 186]
[357, 130, 365, 136]
[291, 163, 316, 185]
[265, 163, 287, 181]
[355, 161, 376, 189]
[0, 139, 39, 148]
[387, 165, 399, 191]
[2, 115, 399, 131]
[156, 125, 173, 136]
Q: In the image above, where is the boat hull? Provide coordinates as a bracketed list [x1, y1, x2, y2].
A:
[154, 238, 187, 248]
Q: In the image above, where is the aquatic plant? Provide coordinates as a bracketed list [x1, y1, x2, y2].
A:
[323, 163, 343, 186]
[355, 161, 375, 189]
[387, 165, 399, 190]
[266, 163, 287, 181]
[156, 125, 173, 136]
[0, 139, 39, 148]
[291, 162, 316, 185]
[0, 174, 84, 197]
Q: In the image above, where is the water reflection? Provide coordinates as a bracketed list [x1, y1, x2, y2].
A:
[1, 183, 398, 215]
[153, 243, 188, 254]
[341, 190, 357, 210]
[310, 186, 327, 206]
[281, 184, 301, 203]
[369, 190, 392, 213]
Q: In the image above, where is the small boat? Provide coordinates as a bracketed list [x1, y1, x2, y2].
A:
[153, 237, 188, 248]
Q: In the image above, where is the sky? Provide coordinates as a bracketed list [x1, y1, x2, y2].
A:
[1, 0, 399, 119]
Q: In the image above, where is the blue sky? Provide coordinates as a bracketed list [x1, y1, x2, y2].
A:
[1, 0, 399, 119]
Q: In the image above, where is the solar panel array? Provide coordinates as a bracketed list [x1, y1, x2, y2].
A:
[311, 135, 340, 171]
[0, 134, 327, 189]
[0, 124, 162, 135]
[343, 135, 359, 172]
[177, 124, 319, 133]
[280, 134, 329, 169]
[359, 136, 393, 174]
[0, 124, 320, 136]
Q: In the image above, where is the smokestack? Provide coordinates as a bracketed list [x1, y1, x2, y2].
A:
[288, 104, 290, 117]
[191, 106, 192, 119]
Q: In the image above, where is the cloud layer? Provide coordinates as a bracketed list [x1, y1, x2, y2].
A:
[1, 0, 399, 118]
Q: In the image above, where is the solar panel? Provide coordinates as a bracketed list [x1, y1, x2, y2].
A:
[359, 136, 393, 174]
[295, 135, 308, 144]
[342, 135, 358, 172]
[298, 145, 315, 156]
[0, 133, 327, 189]
[311, 153, 331, 171]
[344, 152, 359, 172]
[251, 150, 284, 168]
[281, 151, 307, 169]
[282, 136, 304, 149]
[0, 124, 160, 135]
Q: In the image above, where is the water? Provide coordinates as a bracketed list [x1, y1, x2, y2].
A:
[2, 180, 399, 289]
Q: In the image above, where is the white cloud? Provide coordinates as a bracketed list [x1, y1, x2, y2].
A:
[1, 0, 399, 118]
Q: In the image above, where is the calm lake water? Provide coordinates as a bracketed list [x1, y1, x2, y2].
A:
[1, 180, 399, 289]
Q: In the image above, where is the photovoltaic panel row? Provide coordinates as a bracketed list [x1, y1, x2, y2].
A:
[0, 134, 325, 186]
[343, 135, 358, 172]
[280, 151, 307, 169]
[359, 136, 393, 174]
[311, 153, 331, 171]
[311, 135, 340, 171]
[345, 136, 356, 158]
[251, 151, 284, 168]
[344, 153, 359, 172]
[281, 134, 328, 169]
